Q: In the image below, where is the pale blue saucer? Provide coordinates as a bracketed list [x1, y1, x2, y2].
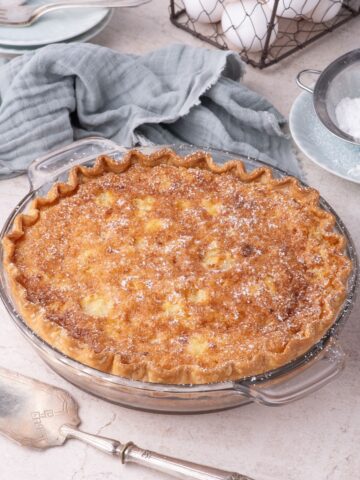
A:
[289, 91, 360, 184]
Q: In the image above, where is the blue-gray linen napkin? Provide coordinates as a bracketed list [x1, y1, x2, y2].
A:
[0, 42, 299, 176]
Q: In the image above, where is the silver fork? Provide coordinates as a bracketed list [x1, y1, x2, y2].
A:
[0, 0, 151, 27]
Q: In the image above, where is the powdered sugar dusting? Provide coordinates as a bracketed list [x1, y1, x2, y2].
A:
[12, 162, 349, 377]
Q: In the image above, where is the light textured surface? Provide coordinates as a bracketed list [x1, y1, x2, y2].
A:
[0, 3, 359, 480]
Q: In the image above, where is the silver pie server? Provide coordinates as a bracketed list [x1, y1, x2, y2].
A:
[0, 366, 252, 480]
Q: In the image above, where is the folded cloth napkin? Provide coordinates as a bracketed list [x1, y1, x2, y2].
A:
[0, 42, 299, 176]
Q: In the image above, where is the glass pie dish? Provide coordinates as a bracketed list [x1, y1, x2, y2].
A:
[0, 137, 357, 413]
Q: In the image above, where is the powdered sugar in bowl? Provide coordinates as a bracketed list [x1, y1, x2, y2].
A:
[296, 49, 360, 146]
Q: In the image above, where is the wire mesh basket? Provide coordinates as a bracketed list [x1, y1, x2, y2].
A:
[169, 0, 360, 68]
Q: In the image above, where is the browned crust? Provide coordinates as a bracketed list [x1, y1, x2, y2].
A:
[3, 149, 352, 384]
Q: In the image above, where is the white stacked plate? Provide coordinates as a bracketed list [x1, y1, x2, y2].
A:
[0, 0, 113, 55]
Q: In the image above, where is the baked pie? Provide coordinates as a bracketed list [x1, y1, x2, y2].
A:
[3, 150, 351, 384]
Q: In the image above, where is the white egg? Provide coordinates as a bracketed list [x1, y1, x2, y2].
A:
[221, 2, 278, 53]
[267, 0, 316, 19]
[183, 0, 225, 23]
[304, 0, 342, 23]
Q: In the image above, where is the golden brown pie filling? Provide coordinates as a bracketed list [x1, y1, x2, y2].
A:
[3, 150, 351, 384]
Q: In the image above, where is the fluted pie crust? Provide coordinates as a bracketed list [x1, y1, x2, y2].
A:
[3, 149, 351, 384]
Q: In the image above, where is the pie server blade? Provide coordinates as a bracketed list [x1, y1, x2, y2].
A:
[0, 366, 253, 480]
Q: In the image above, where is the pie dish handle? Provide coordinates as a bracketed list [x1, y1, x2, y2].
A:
[27, 137, 126, 190]
[234, 343, 345, 406]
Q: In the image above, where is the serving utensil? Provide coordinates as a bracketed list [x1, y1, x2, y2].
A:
[0, 366, 252, 480]
[0, 0, 150, 27]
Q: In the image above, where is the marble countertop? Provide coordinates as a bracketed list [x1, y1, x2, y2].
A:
[0, 3, 359, 480]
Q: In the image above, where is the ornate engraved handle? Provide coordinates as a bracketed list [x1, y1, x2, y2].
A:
[60, 425, 254, 480]
[121, 443, 254, 480]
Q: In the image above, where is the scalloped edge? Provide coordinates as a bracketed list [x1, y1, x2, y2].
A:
[3, 149, 352, 385]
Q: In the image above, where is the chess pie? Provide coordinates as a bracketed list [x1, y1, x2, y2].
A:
[3, 150, 351, 384]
